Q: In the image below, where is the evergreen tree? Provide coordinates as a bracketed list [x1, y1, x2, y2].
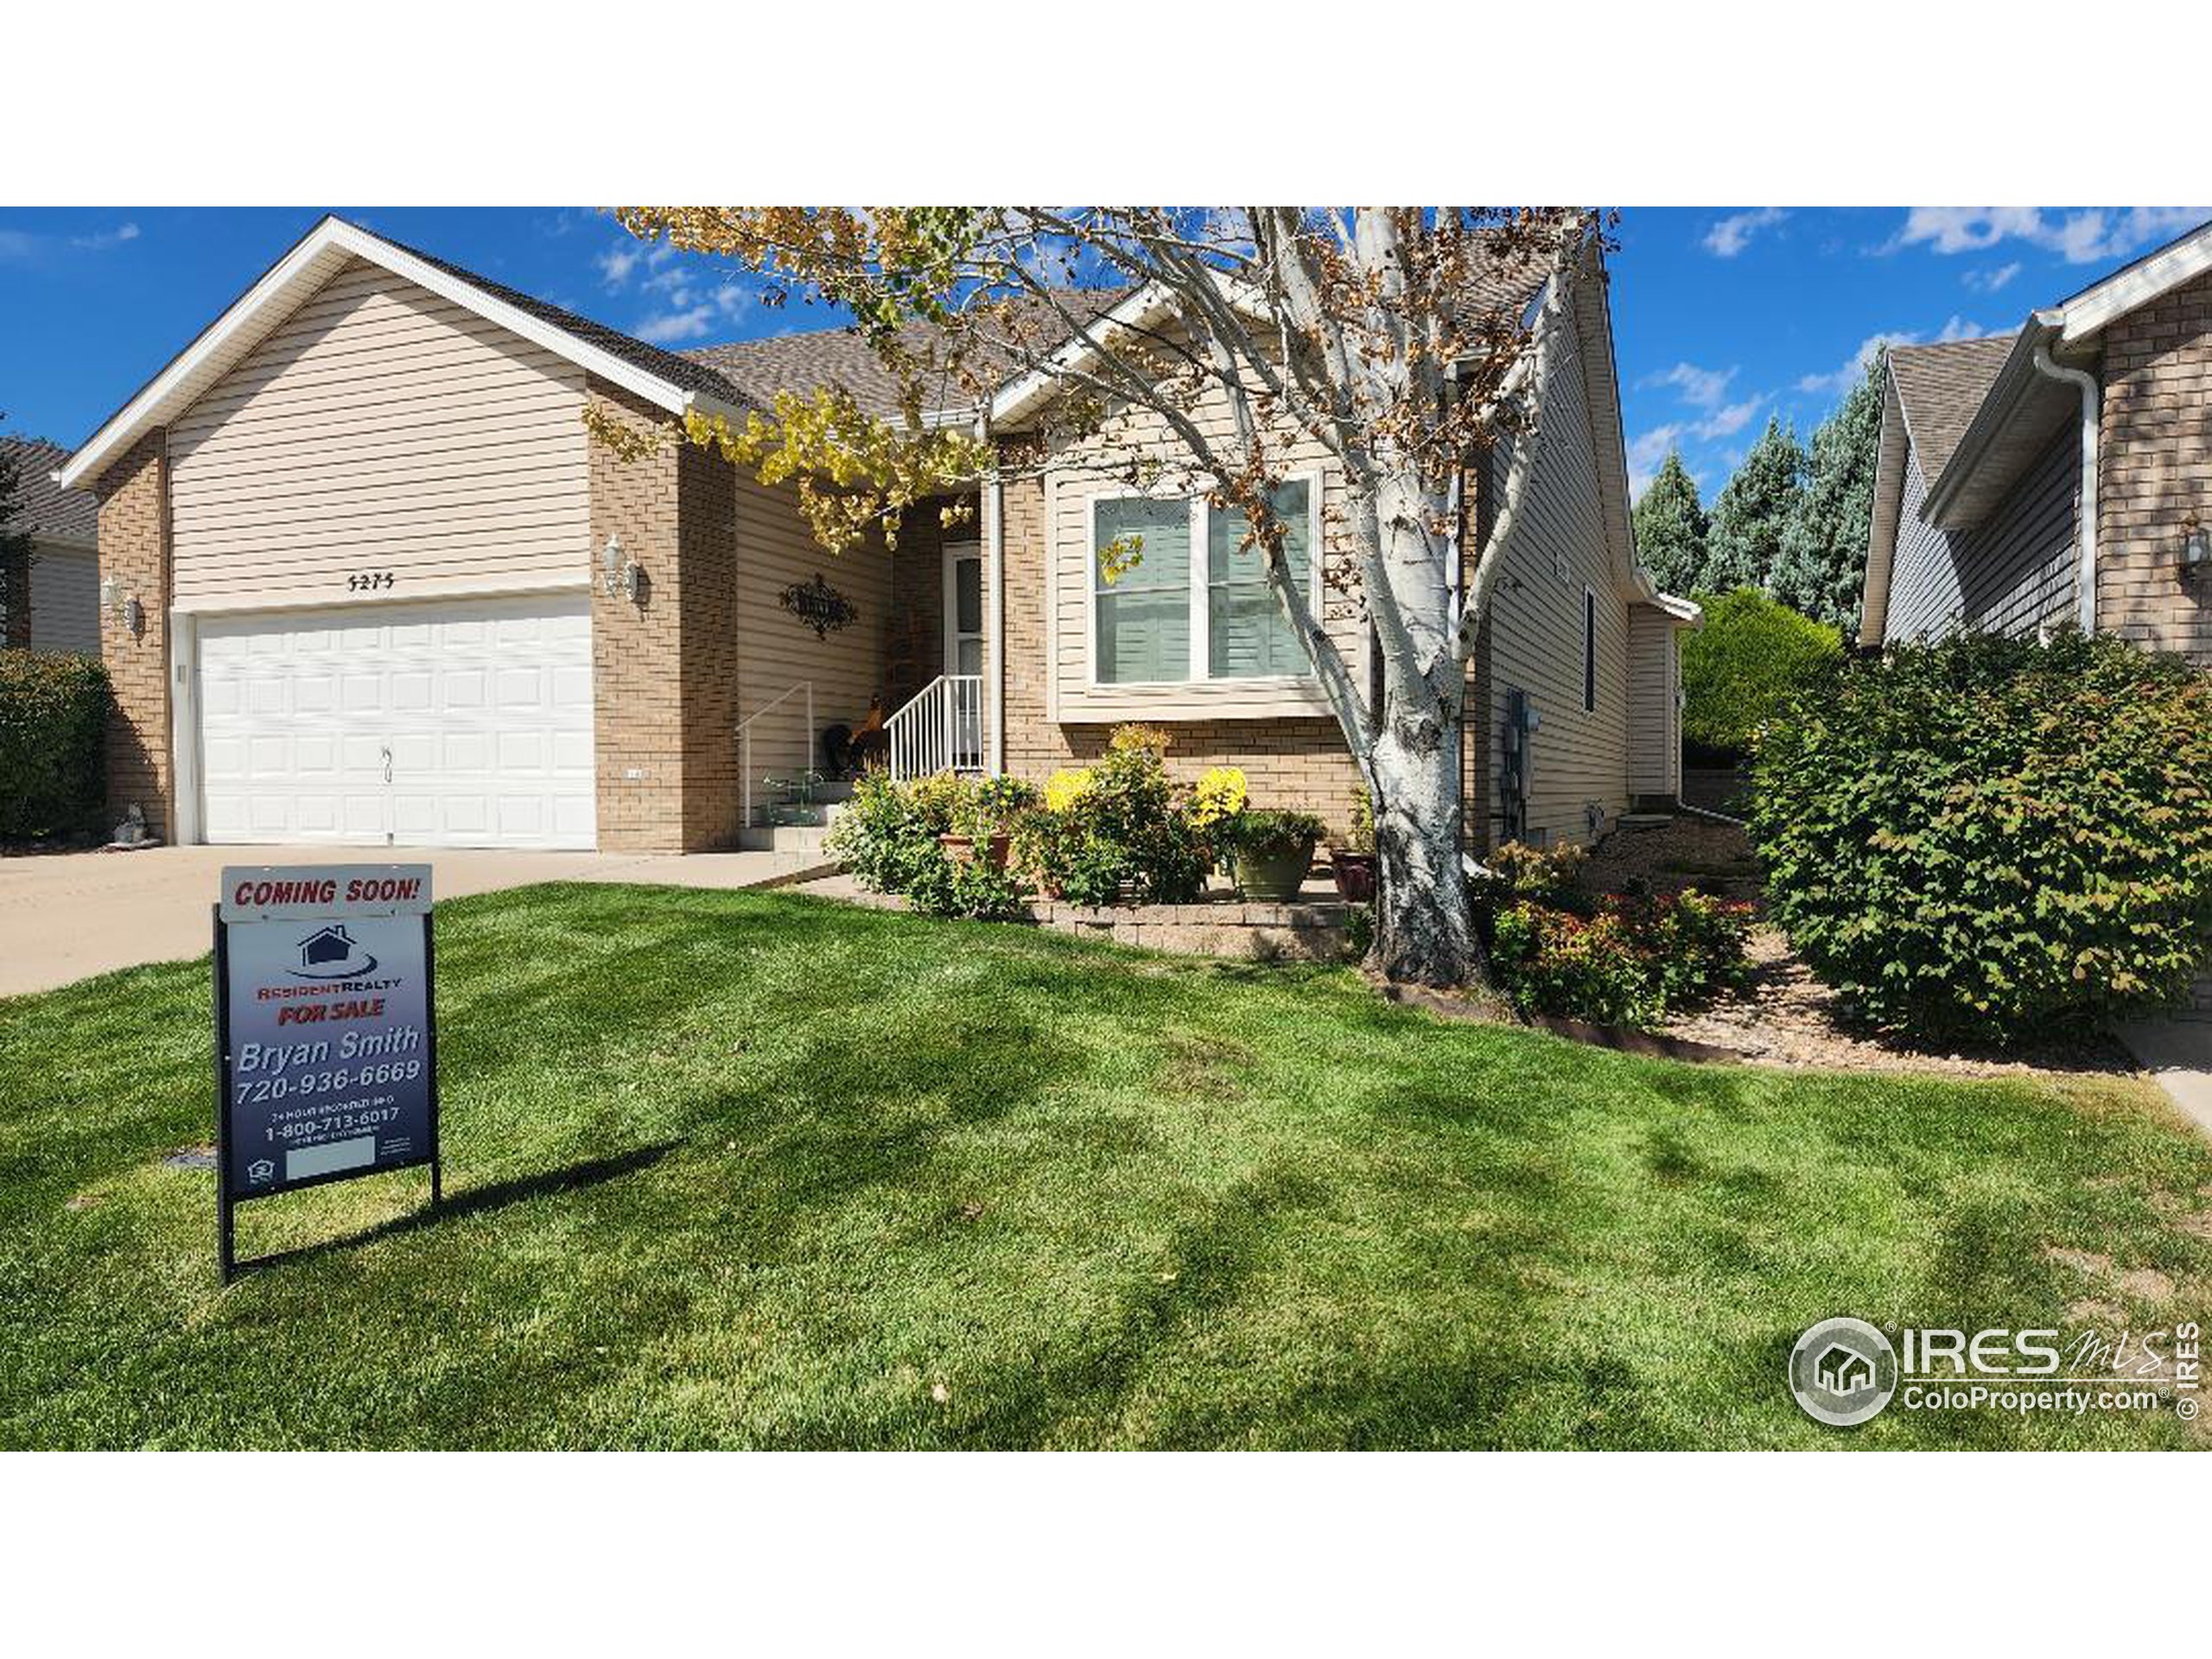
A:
[1771, 352, 1885, 633]
[1630, 447, 1708, 595]
[1699, 416, 1806, 594]
[0, 422, 37, 647]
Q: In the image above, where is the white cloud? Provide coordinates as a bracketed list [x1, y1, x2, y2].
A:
[1641, 361, 1735, 409]
[632, 305, 717, 344]
[69, 221, 138, 251]
[1962, 261, 2020, 293]
[3, 220, 139, 262]
[596, 244, 643, 287]
[1639, 360, 1764, 445]
[1891, 206, 2209, 264]
[1703, 207, 1787, 257]
[1626, 424, 1688, 500]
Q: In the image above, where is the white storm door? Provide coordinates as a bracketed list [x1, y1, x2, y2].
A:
[195, 594, 596, 849]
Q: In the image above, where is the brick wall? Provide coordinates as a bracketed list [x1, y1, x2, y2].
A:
[92, 429, 171, 838]
[884, 493, 970, 713]
[2098, 267, 2212, 666]
[588, 381, 688, 853]
[677, 439, 743, 849]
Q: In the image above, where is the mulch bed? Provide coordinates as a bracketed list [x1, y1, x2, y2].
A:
[1577, 817, 2137, 1080]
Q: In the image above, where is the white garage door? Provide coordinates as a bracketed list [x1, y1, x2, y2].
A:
[197, 594, 595, 849]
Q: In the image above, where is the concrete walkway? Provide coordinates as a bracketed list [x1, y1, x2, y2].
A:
[0, 843, 826, 998]
[2118, 1016, 2212, 1139]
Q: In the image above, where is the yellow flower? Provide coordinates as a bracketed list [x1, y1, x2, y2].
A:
[1044, 767, 1095, 814]
[1188, 766, 1248, 829]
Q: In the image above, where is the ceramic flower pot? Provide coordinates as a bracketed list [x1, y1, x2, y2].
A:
[1331, 851, 1377, 902]
[1234, 838, 1318, 902]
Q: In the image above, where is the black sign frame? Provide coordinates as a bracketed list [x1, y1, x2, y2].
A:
[212, 905, 442, 1282]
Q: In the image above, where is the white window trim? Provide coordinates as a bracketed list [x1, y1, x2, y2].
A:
[1084, 469, 1326, 691]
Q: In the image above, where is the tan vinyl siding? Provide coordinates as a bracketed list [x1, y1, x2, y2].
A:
[1626, 604, 1680, 799]
[168, 257, 588, 607]
[1482, 324, 1633, 848]
[29, 542, 101, 654]
[1043, 380, 1357, 723]
[733, 473, 895, 781]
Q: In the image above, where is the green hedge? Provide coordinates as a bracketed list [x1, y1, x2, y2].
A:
[1681, 588, 1843, 755]
[0, 652, 110, 840]
[1750, 631, 2212, 1044]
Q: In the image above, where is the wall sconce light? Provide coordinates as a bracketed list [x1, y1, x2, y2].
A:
[601, 534, 641, 602]
[2182, 521, 2211, 578]
[102, 575, 144, 635]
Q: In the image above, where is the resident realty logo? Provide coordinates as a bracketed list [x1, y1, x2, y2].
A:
[1789, 1317, 2202, 1427]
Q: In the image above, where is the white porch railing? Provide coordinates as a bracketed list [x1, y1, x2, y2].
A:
[887, 675, 984, 780]
[735, 680, 812, 828]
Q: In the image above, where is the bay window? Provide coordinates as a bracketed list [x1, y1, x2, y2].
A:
[1091, 477, 1317, 685]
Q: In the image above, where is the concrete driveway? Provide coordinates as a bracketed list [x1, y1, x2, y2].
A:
[0, 843, 818, 998]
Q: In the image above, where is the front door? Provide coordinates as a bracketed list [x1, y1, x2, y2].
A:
[943, 542, 983, 766]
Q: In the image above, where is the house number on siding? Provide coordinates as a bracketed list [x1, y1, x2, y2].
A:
[347, 572, 397, 593]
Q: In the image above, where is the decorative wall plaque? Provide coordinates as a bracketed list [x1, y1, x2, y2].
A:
[779, 572, 860, 639]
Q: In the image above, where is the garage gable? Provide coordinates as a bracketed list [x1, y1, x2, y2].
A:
[169, 256, 592, 611]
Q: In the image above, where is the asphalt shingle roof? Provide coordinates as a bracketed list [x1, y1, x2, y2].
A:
[681, 289, 1129, 423]
[1888, 334, 2019, 480]
[2, 438, 97, 544]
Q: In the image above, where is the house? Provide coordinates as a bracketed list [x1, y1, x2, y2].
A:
[299, 925, 354, 966]
[58, 214, 1694, 857]
[1859, 218, 2212, 1017]
[1815, 1344, 1872, 1395]
[1, 436, 101, 654]
[1861, 219, 2212, 666]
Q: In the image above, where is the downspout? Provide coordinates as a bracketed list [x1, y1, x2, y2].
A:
[983, 439, 1006, 778]
[2031, 346, 2099, 635]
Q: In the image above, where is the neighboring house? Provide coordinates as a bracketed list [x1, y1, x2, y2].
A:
[1859, 218, 2212, 1018]
[1862, 219, 2212, 667]
[59, 214, 1694, 857]
[1, 436, 102, 654]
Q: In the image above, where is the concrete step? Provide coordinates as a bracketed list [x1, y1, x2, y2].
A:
[738, 823, 837, 856]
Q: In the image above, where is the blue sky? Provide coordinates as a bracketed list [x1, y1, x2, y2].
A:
[4, 206, 2205, 500]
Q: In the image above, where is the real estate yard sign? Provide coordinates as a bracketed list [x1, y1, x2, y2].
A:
[214, 865, 440, 1280]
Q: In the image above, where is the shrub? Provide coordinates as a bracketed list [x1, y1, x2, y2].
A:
[1681, 588, 1843, 755]
[1339, 785, 1375, 855]
[1470, 839, 1590, 921]
[0, 652, 109, 840]
[906, 849, 1028, 920]
[1015, 725, 1212, 905]
[1491, 903, 1665, 1028]
[1225, 808, 1326, 860]
[1750, 630, 2212, 1043]
[1488, 888, 1752, 1030]
[824, 769, 950, 894]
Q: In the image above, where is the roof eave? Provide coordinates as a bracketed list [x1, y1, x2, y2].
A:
[1919, 314, 2063, 528]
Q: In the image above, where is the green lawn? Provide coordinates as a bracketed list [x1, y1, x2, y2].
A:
[3, 882, 2208, 1449]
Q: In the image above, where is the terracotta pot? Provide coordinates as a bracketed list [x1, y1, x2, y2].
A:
[940, 831, 1012, 870]
[1233, 838, 1319, 902]
[1331, 851, 1377, 903]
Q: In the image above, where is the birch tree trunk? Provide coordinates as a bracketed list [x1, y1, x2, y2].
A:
[1359, 466, 1478, 987]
